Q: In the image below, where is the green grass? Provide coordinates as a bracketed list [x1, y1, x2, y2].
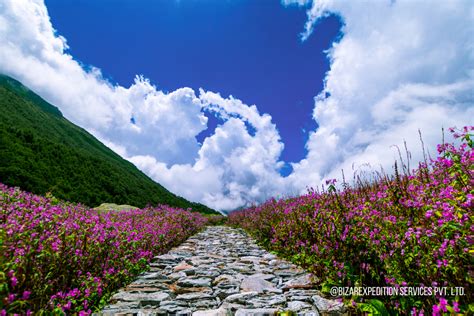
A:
[93, 203, 139, 213]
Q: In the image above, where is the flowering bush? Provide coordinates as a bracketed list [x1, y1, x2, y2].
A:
[229, 127, 473, 314]
[0, 187, 208, 314]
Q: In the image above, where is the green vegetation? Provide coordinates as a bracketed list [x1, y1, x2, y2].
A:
[0, 74, 218, 214]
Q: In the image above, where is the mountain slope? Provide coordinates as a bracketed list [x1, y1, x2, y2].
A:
[0, 74, 218, 214]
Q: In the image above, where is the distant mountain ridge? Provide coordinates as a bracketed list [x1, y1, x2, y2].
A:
[0, 74, 218, 215]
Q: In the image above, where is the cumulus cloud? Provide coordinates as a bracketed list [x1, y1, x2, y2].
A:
[130, 90, 287, 210]
[0, 0, 287, 210]
[283, 0, 474, 191]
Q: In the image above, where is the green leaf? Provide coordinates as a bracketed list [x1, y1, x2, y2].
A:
[358, 303, 378, 315]
[369, 299, 390, 316]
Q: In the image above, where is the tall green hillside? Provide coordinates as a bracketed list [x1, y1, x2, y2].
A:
[0, 74, 218, 215]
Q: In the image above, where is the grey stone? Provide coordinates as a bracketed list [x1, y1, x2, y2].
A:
[194, 300, 220, 308]
[177, 277, 212, 287]
[102, 301, 140, 310]
[235, 308, 278, 316]
[158, 300, 189, 313]
[174, 261, 194, 271]
[155, 254, 179, 260]
[192, 307, 230, 316]
[297, 312, 319, 316]
[282, 274, 316, 290]
[227, 263, 253, 273]
[214, 287, 240, 299]
[174, 286, 213, 295]
[159, 305, 189, 313]
[239, 256, 262, 263]
[287, 295, 312, 302]
[287, 300, 313, 311]
[191, 258, 215, 265]
[111, 292, 170, 303]
[194, 268, 221, 278]
[224, 291, 258, 304]
[219, 304, 249, 313]
[265, 295, 287, 306]
[213, 274, 237, 285]
[249, 273, 275, 281]
[263, 253, 277, 260]
[268, 259, 284, 266]
[176, 292, 213, 301]
[126, 283, 171, 292]
[169, 271, 187, 280]
[311, 296, 345, 313]
[241, 277, 281, 294]
[141, 272, 169, 280]
[160, 300, 188, 307]
[247, 294, 287, 308]
[274, 268, 304, 278]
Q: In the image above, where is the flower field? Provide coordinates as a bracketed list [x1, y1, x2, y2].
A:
[0, 187, 208, 315]
[228, 127, 473, 314]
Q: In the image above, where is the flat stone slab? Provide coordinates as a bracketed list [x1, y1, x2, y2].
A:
[97, 226, 345, 315]
[282, 274, 317, 290]
[235, 308, 278, 316]
[110, 291, 170, 303]
[177, 277, 212, 287]
[240, 276, 280, 294]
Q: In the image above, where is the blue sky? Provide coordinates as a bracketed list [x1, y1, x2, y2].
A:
[1, 0, 472, 210]
[45, 0, 341, 174]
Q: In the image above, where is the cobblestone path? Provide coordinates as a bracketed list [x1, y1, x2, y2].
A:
[99, 226, 345, 316]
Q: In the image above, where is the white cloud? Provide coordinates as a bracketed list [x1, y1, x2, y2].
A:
[284, 0, 474, 190]
[131, 92, 287, 211]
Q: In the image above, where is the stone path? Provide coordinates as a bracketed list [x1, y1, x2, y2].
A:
[98, 226, 345, 315]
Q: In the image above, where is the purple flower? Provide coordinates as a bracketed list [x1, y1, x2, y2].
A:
[63, 301, 72, 311]
[8, 294, 16, 303]
[22, 291, 31, 300]
[11, 276, 17, 287]
[453, 301, 460, 313]
[325, 178, 337, 185]
[438, 298, 448, 312]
